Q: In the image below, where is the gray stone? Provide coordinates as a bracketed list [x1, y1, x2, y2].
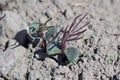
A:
[45, 10, 54, 18]
[0, 39, 26, 76]
[0, 11, 29, 44]
[34, 53, 40, 59]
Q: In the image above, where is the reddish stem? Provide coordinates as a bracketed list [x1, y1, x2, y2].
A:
[40, 32, 47, 48]
[61, 13, 90, 57]
[43, 38, 47, 48]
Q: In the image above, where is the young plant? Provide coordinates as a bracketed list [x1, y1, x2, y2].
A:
[61, 13, 90, 62]
[29, 18, 57, 48]
[46, 13, 90, 62]
[29, 13, 90, 62]
[107, 56, 114, 65]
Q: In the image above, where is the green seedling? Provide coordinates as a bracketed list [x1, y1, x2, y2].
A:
[29, 18, 53, 38]
[29, 13, 90, 63]
[60, 13, 90, 62]
[29, 18, 55, 48]
[107, 56, 114, 65]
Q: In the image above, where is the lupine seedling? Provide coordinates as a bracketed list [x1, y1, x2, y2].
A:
[107, 56, 114, 65]
[29, 18, 57, 48]
[46, 13, 90, 62]
[29, 22, 40, 39]
[60, 13, 90, 62]
[29, 13, 90, 62]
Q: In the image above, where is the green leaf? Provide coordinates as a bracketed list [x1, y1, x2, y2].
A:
[89, 34, 96, 39]
[29, 22, 41, 39]
[65, 47, 80, 62]
[46, 42, 61, 55]
[44, 27, 57, 41]
[107, 56, 114, 65]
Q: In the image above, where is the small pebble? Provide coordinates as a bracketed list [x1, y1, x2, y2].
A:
[34, 54, 40, 59]
[45, 10, 54, 18]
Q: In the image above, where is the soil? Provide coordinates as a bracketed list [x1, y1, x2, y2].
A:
[0, 0, 120, 80]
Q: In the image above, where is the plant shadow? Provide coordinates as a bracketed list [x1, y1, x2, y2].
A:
[34, 48, 70, 65]
[14, 29, 40, 48]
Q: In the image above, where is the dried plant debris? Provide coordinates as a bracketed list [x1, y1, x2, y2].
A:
[0, 14, 6, 21]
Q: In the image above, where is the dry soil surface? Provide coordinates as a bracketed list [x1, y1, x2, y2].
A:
[0, 0, 120, 80]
